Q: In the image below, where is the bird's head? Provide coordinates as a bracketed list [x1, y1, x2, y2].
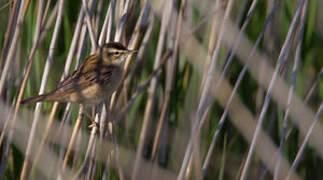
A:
[101, 42, 136, 65]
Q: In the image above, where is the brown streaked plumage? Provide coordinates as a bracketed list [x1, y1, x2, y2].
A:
[21, 42, 136, 105]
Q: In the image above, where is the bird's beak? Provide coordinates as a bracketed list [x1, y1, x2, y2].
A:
[127, 49, 137, 54]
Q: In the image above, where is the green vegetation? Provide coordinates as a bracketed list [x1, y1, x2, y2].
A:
[0, 0, 322, 179]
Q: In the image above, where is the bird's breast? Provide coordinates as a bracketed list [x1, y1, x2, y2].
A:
[69, 67, 123, 105]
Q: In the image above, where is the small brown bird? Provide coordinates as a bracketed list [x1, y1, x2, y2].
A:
[21, 42, 136, 105]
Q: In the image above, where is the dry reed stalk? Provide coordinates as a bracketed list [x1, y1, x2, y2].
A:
[76, 114, 99, 178]
[110, 50, 172, 180]
[118, 18, 155, 147]
[96, 0, 115, 142]
[240, 0, 307, 178]
[0, 0, 31, 148]
[184, 0, 226, 176]
[170, 4, 310, 179]
[212, 2, 323, 179]
[38, 4, 58, 42]
[0, 0, 35, 145]
[123, 2, 151, 74]
[112, 122, 125, 180]
[0, 103, 178, 179]
[131, 1, 173, 179]
[54, 0, 98, 176]
[94, 0, 103, 36]
[115, 49, 172, 124]
[100, 48, 172, 178]
[106, 0, 116, 43]
[98, 0, 115, 45]
[287, 102, 323, 179]
[277, 69, 323, 143]
[81, 0, 98, 50]
[188, 2, 323, 166]
[0, 1, 13, 11]
[151, 0, 185, 161]
[200, 0, 221, 89]
[305, 68, 322, 102]
[202, 0, 281, 176]
[108, 0, 137, 111]
[40, 0, 52, 26]
[177, 0, 234, 179]
[91, 0, 122, 144]
[76, 1, 117, 177]
[256, 0, 279, 115]
[0, 0, 30, 95]
[83, 1, 117, 177]
[0, 1, 59, 151]
[221, 5, 323, 159]
[0, 2, 58, 178]
[29, 1, 93, 173]
[0, 0, 19, 71]
[62, 105, 85, 170]
[82, 0, 137, 177]
[174, 29, 301, 180]
[114, 0, 131, 42]
[13, 0, 44, 177]
[109, 1, 151, 116]
[123, 16, 155, 94]
[19, 0, 65, 178]
[0, 103, 77, 179]
[201, 0, 277, 175]
[274, 1, 307, 179]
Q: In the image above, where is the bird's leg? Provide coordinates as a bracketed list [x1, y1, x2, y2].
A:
[88, 121, 99, 129]
[83, 109, 94, 121]
[87, 114, 100, 129]
[89, 106, 100, 130]
[80, 105, 99, 129]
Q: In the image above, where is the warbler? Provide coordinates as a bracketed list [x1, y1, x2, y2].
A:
[21, 42, 136, 105]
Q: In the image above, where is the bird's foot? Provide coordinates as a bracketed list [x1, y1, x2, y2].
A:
[88, 121, 99, 129]
[82, 110, 100, 130]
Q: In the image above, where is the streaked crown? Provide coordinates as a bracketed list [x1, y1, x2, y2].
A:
[101, 42, 136, 64]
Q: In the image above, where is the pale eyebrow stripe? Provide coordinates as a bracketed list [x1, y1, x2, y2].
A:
[107, 49, 125, 53]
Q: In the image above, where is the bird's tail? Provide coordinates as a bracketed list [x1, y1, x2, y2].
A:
[21, 93, 58, 105]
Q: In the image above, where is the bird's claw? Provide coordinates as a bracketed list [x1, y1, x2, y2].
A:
[88, 122, 99, 129]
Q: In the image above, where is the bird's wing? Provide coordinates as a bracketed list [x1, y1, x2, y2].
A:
[53, 54, 99, 93]
[53, 65, 115, 94]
